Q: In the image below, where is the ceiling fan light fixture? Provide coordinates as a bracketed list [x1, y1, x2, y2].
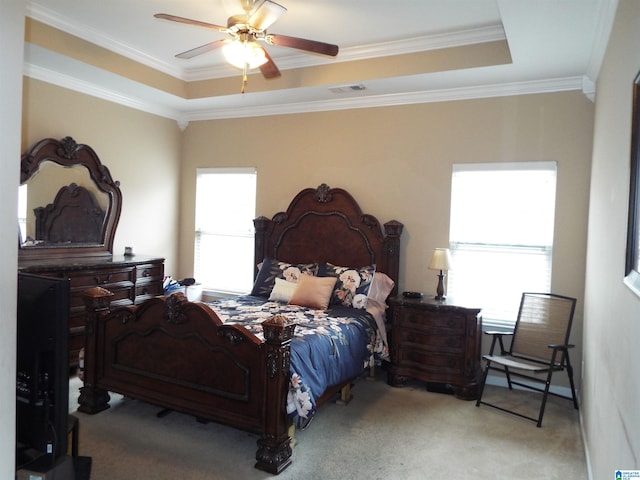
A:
[223, 38, 268, 70]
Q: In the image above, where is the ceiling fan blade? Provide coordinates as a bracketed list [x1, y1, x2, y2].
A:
[248, 0, 287, 31]
[266, 34, 338, 57]
[154, 13, 227, 32]
[175, 39, 228, 59]
[259, 48, 281, 79]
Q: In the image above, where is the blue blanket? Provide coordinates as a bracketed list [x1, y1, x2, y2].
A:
[207, 295, 383, 427]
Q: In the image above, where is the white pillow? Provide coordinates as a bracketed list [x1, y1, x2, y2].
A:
[367, 272, 395, 305]
[268, 277, 299, 303]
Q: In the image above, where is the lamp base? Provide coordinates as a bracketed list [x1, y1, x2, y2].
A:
[435, 271, 446, 301]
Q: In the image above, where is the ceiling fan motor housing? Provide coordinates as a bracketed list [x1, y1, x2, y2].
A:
[227, 15, 251, 31]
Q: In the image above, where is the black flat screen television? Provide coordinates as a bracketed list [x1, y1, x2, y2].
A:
[16, 272, 70, 469]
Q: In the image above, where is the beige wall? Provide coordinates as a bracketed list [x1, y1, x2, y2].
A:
[181, 95, 594, 298]
[180, 93, 593, 382]
[21, 78, 182, 275]
[584, 0, 640, 477]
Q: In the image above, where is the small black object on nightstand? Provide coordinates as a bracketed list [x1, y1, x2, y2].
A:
[402, 291, 423, 299]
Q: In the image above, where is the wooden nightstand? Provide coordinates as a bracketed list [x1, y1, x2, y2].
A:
[387, 295, 482, 400]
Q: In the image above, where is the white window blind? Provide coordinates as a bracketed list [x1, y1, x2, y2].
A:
[448, 162, 557, 328]
[194, 168, 256, 295]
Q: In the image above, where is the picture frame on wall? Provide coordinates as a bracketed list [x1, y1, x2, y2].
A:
[625, 70, 640, 297]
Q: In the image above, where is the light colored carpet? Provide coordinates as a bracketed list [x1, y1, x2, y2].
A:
[68, 374, 587, 480]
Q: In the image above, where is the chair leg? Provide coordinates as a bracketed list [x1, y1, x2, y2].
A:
[565, 353, 579, 409]
[475, 359, 490, 407]
[504, 366, 513, 390]
[535, 370, 556, 427]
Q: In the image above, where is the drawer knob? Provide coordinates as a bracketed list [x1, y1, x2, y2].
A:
[94, 274, 112, 285]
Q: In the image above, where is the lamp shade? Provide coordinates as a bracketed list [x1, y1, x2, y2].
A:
[223, 38, 268, 69]
[429, 248, 453, 271]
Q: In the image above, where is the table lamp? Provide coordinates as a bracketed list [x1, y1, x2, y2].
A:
[428, 248, 453, 300]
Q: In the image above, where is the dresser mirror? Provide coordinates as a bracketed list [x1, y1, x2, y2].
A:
[18, 136, 122, 261]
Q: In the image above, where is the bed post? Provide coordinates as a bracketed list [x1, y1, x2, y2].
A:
[77, 286, 113, 414]
[384, 220, 404, 296]
[254, 216, 270, 279]
[255, 315, 296, 474]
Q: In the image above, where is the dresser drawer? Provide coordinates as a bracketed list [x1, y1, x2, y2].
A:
[136, 263, 164, 281]
[69, 284, 134, 310]
[135, 281, 164, 300]
[66, 267, 136, 289]
[69, 311, 86, 330]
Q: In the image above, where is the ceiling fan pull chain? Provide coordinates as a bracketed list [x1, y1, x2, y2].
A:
[241, 63, 248, 94]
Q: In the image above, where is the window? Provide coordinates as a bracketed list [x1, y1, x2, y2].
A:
[194, 168, 257, 295]
[447, 162, 557, 328]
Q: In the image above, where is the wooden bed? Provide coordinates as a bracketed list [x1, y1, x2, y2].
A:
[78, 183, 403, 474]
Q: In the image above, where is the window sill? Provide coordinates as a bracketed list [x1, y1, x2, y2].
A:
[479, 318, 515, 332]
[624, 270, 640, 299]
[201, 288, 247, 302]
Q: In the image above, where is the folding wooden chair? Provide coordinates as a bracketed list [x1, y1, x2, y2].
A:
[475, 292, 579, 427]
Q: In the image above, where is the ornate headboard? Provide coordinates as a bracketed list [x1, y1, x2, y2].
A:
[254, 183, 403, 295]
[33, 183, 106, 244]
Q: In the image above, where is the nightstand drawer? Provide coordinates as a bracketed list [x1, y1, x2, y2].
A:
[400, 309, 466, 333]
[398, 347, 465, 372]
[398, 329, 464, 350]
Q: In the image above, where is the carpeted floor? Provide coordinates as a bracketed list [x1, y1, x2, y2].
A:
[68, 374, 587, 480]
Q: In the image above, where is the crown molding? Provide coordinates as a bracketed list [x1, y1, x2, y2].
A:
[26, 3, 186, 78]
[24, 55, 584, 123]
[23, 62, 184, 121]
[27, 3, 505, 83]
[184, 77, 585, 121]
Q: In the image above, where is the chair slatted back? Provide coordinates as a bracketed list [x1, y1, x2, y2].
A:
[510, 293, 576, 365]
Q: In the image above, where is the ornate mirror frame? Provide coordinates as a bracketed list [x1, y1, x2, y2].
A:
[18, 136, 122, 261]
[625, 71, 640, 296]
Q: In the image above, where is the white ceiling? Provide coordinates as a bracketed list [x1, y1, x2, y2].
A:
[24, 0, 615, 124]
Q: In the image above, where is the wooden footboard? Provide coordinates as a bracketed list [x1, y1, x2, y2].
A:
[78, 287, 296, 474]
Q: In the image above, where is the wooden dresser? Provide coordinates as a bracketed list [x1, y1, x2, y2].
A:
[387, 295, 482, 400]
[19, 255, 164, 367]
[18, 136, 167, 370]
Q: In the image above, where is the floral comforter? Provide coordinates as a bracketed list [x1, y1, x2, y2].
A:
[207, 295, 387, 428]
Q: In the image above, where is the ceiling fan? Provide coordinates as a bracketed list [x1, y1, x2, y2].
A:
[155, 0, 339, 92]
